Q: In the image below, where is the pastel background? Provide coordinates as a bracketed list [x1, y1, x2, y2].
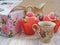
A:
[19, 0, 60, 15]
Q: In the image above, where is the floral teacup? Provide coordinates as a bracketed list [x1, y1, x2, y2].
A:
[32, 21, 56, 43]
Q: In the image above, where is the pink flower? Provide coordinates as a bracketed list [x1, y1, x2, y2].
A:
[2, 25, 9, 35]
[1, 16, 8, 22]
[27, 12, 35, 17]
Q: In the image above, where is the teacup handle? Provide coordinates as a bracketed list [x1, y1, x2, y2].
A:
[32, 24, 40, 32]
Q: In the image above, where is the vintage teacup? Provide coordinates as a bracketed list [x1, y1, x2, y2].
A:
[32, 21, 56, 43]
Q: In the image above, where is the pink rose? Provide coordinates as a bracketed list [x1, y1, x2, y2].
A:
[2, 25, 9, 35]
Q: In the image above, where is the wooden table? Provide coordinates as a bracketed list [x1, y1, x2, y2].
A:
[0, 28, 60, 45]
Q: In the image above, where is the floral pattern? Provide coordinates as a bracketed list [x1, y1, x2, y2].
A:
[2, 25, 9, 35]
[0, 10, 24, 37]
[0, 16, 17, 37]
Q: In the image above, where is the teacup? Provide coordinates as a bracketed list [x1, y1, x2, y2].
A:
[32, 21, 56, 43]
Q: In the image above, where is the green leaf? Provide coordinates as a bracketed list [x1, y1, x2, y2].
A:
[8, 15, 11, 18]
[9, 30, 13, 38]
[13, 21, 16, 26]
[0, 28, 1, 31]
[9, 34, 13, 38]
[1, 19, 6, 24]
[10, 30, 13, 34]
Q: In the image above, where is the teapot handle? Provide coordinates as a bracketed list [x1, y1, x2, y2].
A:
[32, 24, 40, 32]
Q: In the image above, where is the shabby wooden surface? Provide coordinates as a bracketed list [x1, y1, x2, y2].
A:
[0, 27, 60, 45]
